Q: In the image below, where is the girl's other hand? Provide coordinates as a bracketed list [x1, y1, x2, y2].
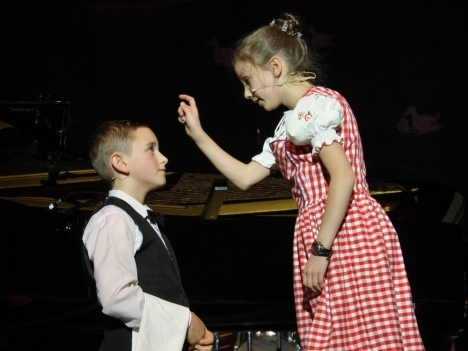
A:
[302, 254, 329, 294]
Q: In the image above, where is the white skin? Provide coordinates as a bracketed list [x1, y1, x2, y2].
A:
[187, 313, 214, 351]
[178, 56, 355, 295]
[110, 127, 169, 203]
[110, 127, 214, 350]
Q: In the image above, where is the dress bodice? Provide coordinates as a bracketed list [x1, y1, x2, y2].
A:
[269, 87, 369, 209]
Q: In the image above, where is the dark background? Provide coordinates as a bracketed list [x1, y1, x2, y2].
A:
[1, 1, 468, 350]
[1, 0, 467, 196]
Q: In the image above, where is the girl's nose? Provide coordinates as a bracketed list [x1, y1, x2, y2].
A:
[244, 86, 252, 100]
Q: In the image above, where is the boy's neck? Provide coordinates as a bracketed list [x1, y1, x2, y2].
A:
[112, 181, 149, 204]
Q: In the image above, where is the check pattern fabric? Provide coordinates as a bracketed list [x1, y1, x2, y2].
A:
[269, 87, 425, 350]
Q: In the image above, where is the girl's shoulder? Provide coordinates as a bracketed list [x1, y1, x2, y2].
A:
[303, 86, 344, 100]
[295, 86, 344, 114]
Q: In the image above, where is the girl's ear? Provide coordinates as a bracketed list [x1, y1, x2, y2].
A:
[110, 152, 130, 176]
[269, 56, 283, 78]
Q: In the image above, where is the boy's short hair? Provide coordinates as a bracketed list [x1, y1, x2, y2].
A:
[89, 120, 149, 183]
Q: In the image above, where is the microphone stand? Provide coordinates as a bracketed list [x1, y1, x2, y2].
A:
[48, 191, 108, 214]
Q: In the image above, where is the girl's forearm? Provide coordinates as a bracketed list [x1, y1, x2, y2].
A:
[193, 131, 269, 190]
[316, 172, 355, 248]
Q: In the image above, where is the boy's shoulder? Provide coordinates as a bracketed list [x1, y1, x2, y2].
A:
[90, 191, 136, 218]
[84, 192, 150, 234]
[94, 202, 128, 217]
[85, 204, 130, 230]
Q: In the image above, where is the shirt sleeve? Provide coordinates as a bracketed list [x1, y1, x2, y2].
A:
[83, 208, 145, 328]
[252, 137, 277, 169]
[132, 293, 191, 351]
[286, 94, 344, 154]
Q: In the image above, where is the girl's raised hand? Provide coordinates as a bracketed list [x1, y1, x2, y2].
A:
[178, 94, 204, 141]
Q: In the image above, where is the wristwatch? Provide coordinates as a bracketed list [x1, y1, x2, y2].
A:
[311, 240, 332, 257]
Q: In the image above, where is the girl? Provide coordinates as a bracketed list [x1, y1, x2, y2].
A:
[177, 13, 425, 351]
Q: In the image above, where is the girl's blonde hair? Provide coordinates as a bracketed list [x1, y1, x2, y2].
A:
[233, 13, 321, 78]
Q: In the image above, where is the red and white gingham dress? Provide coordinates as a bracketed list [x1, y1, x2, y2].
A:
[254, 87, 425, 350]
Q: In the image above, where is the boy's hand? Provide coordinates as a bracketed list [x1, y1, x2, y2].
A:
[178, 94, 205, 141]
[186, 312, 206, 345]
[188, 328, 214, 351]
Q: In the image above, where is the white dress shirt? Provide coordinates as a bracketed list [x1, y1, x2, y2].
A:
[82, 190, 190, 350]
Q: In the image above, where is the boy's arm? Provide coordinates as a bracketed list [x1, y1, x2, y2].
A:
[83, 209, 145, 327]
[186, 312, 205, 344]
[85, 206, 193, 350]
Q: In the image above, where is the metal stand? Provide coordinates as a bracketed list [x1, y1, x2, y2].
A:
[277, 330, 282, 351]
[214, 332, 219, 351]
[247, 331, 253, 351]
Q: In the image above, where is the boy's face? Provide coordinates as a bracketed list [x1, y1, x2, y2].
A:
[126, 127, 168, 191]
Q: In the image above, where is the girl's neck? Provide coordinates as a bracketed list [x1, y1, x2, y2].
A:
[282, 83, 314, 110]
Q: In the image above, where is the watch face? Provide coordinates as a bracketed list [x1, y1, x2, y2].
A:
[312, 242, 319, 254]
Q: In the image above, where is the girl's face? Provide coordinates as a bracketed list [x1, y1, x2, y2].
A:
[234, 61, 282, 111]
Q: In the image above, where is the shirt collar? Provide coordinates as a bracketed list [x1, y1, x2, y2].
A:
[109, 189, 151, 218]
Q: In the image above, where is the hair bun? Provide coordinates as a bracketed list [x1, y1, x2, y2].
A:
[270, 13, 304, 38]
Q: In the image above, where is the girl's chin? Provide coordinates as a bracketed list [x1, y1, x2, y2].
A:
[257, 100, 280, 112]
[262, 104, 277, 112]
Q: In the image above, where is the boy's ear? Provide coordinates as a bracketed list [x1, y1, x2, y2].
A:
[110, 152, 130, 176]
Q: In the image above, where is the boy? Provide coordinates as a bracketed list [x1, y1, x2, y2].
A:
[83, 120, 213, 351]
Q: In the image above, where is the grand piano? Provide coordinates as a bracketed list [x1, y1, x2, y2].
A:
[0, 101, 466, 350]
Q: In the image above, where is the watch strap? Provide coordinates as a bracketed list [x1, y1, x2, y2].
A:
[312, 240, 332, 257]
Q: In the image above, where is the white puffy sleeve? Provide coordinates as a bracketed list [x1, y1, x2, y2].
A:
[252, 137, 277, 169]
[286, 94, 343, 154]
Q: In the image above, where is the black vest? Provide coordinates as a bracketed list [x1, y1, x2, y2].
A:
[83, 196, 189, 351]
